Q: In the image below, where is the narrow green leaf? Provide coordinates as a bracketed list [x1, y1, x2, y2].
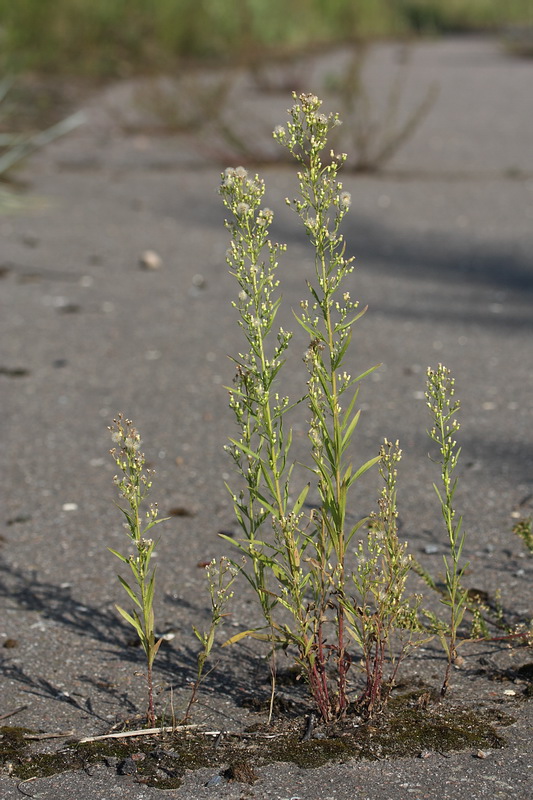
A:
[145, 570, 157, 613]
[351, 364, 381, 384]
[337, 305, 368, 331]
[117, 575, 142, 608]
[292, 311, 321, 339]
[293, 482, 310, 516]
[107, 547, 129, 564]
[253, 489, 279, 518]
[228, 438, 261, 460]
[331, 329, 352, 370]
[347, 455, 381, 487]
[341, 409, 361, 451]
[346, 515, 371, 545]
[341, 387, 359, 430]
[149, 637, 164, 665]
[116, 605, 144, 638]
[306, 280, 322, 307]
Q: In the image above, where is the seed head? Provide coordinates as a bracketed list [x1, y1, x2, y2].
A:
[339, 191, 352, 209]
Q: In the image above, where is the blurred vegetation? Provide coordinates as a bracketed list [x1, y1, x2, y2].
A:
[0, 0, 531, 78]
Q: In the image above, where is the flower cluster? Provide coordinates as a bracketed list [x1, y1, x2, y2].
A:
[110, 414, 153, 507]
[426, 364, 461, 481]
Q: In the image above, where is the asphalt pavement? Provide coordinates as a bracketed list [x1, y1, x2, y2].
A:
[1, 36, 532, 799]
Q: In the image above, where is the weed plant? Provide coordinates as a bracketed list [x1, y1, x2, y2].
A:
[184, 557, 240, 721]
[341, 440, 425, 714]
[327, 45, 439, 173]
[220, 94, 426, 722]
[0, 76, 84, 209]
[425, 365, 469, 697]
[513, 517, 533, 553]
[109, 415, 167, 727]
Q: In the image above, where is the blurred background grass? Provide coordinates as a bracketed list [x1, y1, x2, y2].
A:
[0, 0, 532, 78]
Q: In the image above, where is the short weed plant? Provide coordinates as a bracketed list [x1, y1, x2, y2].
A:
[109, 415, 167, 727]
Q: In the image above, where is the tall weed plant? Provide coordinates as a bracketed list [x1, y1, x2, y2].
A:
[220, 94, 425, 722]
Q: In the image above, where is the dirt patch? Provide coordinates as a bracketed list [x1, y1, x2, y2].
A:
[0, 693, 517, 790]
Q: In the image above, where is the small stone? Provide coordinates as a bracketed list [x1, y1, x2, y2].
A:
[139, 250, 162, 270]
[62, 503, 78, 512]
[475, 749, 489, 759]
[224, 760, 258, 784]
[503, 689, 517, 696]
[117, 756, 137, 775]
[424, 544, 439, 555]
[192, 273, 206, 288]
[419, 750, 432, 759]
[205, 774, 226, 787]
[22, 233, 39, 247]
[3, 638, 18, 648]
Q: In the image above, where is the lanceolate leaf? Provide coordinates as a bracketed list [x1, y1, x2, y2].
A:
[341, 409, 361, 451]
[222, 628, 277, 647]
[117, 575, 142, 608]
[116, 605, 144, 639]
[336, 305, 368, 332]
[293, 482, 311, 515]
[292, 311, 321, 339]
[347, 455, 381, 488]
[108, 547, 130, 564]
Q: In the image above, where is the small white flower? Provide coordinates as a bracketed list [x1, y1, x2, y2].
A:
[235, 166, 248, 179]
[236, 202, 250, 216]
